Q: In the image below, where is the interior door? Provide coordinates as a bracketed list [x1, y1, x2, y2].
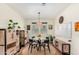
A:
[0, 29, 6, 55]
[19, 30, 25, 49]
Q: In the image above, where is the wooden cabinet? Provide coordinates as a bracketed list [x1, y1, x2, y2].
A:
[6, 42, 16, 55]
[0, 29, 26, 55]
[6, 29, 20, 55]
[0, 29, 6, 55]
[53, 39, 71, 55]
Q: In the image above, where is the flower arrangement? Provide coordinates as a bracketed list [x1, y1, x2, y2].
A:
[37, 34, 41, 37]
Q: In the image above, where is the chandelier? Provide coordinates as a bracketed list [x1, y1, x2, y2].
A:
[37, 12, 42, 27]
[37, 12, 42, 35]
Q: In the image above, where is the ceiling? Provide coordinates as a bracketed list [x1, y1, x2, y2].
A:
[7, 3, 70, 20]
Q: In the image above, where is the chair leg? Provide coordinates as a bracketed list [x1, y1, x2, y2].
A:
[39, 45, 41, 51]
[36, 44, 39, 51]
[43, 44, 46, 55]
[51, 41, 53, 46]
[30, 45, 33, 53]
[47, 44, 50, 53]
[28, 44, 30, 50]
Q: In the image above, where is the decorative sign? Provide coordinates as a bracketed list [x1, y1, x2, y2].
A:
[75, 22, 79, 31]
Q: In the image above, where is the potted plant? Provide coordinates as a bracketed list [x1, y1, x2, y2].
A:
[8, 19, 19, 32]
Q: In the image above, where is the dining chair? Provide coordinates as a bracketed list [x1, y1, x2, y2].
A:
[43, 37, 50, 54]
[37, 39, 42, 51]
[28, 39, 37, 53]
[50, 35, 53, 44]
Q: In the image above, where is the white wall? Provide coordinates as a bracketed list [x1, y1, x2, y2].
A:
[0, 4, 25, 29]
[25, 19, 54, 37]
[55, 4, 79, 54]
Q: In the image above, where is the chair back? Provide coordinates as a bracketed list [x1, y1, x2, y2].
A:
[50, 35, 53, 41]
[37, 39, 41, 45]
[44, 39, 49, 44]
[29, 39, 34, 44]
[46, 37, 49, 40]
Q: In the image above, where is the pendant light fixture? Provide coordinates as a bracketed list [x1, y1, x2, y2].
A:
[37, 11, 42, 27]
[37, 11, 42, 35]
[42, 3, 46, 6]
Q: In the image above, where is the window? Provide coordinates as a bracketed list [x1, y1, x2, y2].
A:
[31, 22, 47, 35]
[32, 24, 39, 35]
[40, 24, 47, 34]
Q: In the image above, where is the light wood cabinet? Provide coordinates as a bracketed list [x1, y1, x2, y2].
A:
[53, 39, 70, 55]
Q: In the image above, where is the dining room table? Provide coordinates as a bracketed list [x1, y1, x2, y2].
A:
[29, 35, 50, 54]
[32, 36, 47, 51]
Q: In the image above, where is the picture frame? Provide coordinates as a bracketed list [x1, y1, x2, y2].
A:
[27, 25, 30, 30]
[48, 25, 53, 30]
[62, 44, 70, 55]
[75, 22, 79, 31]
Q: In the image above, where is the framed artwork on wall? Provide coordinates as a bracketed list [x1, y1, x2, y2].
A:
[75, 22, 79, 31]
[62, 44, 70, 55]
[48, 25, 53, 30]
[27, 25, 30, 30]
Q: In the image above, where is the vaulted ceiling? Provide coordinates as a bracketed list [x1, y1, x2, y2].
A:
[7, 3, 70, 20]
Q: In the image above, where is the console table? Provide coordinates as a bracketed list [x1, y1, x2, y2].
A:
[53, 39, 71, 55]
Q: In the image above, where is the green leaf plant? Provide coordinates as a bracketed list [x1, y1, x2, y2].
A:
[8, 19, 20, 30]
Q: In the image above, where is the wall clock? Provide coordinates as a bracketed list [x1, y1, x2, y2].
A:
[59, 16, 64, 24]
